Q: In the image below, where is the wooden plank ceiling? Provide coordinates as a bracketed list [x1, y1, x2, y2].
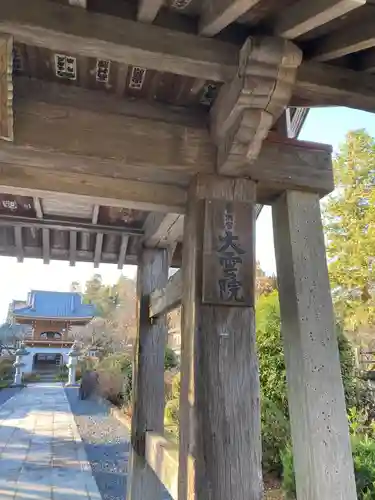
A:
[0, 0, 374, 266]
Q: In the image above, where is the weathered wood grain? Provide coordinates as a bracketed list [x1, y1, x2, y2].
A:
[13, 99, 215, 177]
[69, 0, 87, 7]
[211, 37, 302, 174]
[14, 77, 208, 130]
[138, 0, 164, 23]
[0, 35, 13, 142]
[275, 0, 365, 39]
[178, 175, 262, 500]
[143, 213, 184, 248]
[295, 61, 375, 111]
[69, 231, 77, 267]
[272, 190, 357, 500]
[0, 163, 187, 213]
[127, 248, 168, 500]
[42, 228, 50, 264]
[0, 0, 238, 82]
[94, 233, 103, 268]
[14, 226, 23, 263]
[149, 269, 182, 318]
[145, 432, 179, 500]
[311, 16, 375, 61]
[202, 200, 255, 306]
[200, 0, 262, 36]
[117, 235, 129, 270]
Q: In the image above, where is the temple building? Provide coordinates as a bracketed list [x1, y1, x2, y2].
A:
[12, 290, 95, 374]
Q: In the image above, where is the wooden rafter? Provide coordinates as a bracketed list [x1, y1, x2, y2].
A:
[42, 228, 50, 264]
[14, 226, 23, 263]
[200, 0, 262, 37]
[143, 213, 184, 248]
[138, 0, 164, 23]
[118, 235, 129, 270]
[275, 0, 366, 39]
[69, 231, 77, 267]
[295, 61, 375, 112]
[359, 49, 375, 72]
[92, 205, 99, 225]
[33, 197, 43, 219]
[94, 233, 103, 268]
[0, 35, 13, 142]
[0, 0, 237, 82]
[311, 16, 375, 62]
[69, 0, 87, 7]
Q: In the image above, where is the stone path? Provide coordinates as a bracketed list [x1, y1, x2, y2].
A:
[0, 383, 102, 500]
[65, 387, 130, 500]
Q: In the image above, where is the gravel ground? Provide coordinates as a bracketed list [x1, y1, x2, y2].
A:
[65, 387, 130, 500]
[0, 386, 22, 406]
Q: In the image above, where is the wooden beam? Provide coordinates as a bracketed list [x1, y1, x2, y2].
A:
[0, 214, 143, 237]
[0, 35, 13, 141]
[200, 0, 262, 37]
[0, 0, 238, 82]
[94, 233, 103, 268]
[142, 213, 184, 248]
[69, 0, 87, 7]
[14, 77, 208, 130]
[118, 235, 129, 270]
[14, 226, 23, 263]
[33, 197, 43, 219]
[42, 228, 50, 264]
[127, 248, 168, 500]
[69, 231, 77, 267]
[149, 269, 182, 318]
[179, 176, 262, 500]
[12, 84, 215, 183]
[311, 17, 375, 62]
[92, 205, 99, 225]
[272, 190, 357, 500]
[0, 163, 187, 214]
[294, 61, 375, 112]
[145, 432, 178, 500]
[358, 48, 375, 72]
[138, 0, 164, 23]
[275, 0, 365, 39]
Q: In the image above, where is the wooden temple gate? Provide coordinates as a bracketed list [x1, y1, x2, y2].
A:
[1, 0, 375, 498]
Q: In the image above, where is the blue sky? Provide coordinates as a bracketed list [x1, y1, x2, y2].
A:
[0, 107, 374, 321]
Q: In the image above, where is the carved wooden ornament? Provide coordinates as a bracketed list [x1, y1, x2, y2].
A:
[210, 36, 302, 175]
[0, 35, 13, 142]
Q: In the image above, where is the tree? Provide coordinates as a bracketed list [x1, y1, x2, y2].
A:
[324, 130, 375, 332]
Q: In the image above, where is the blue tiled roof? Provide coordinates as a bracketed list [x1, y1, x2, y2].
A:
[13, 290, 95, 320]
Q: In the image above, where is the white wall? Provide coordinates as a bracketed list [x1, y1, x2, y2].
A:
[23, 347, 71, 373]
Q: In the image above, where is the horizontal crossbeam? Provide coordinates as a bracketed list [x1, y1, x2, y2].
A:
[149, 269, 182, 318]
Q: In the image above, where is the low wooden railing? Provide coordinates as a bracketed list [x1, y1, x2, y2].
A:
[142, 267, 183, 499]
[145, 432, 179, 500]
[149, 269, 182, 319]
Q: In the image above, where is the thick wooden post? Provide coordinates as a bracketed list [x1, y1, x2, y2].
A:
[178, 175, 263, 500]
[127, 248, 168, 500]
[272, 191, 357, 500]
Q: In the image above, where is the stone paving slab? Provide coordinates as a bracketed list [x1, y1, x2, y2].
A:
[0, 383, 102, 500]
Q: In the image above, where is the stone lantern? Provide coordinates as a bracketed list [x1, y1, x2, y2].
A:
[12, 342, 29, 386]
[66, 341, 80, 386]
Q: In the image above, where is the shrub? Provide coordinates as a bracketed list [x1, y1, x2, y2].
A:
[0, 358, 14, 380]
[281, 437, 375, 499]
[262, 397, 290, 474]
[165, 347, 178, 371]
[164, 372, 180, 431]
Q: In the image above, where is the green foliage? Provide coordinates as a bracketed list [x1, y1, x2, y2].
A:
[323, 130, 375, 331]
[280, 446, 295, 499]
[282, 409, 375, 499]
[164, 347, 178, 371]
[257, 291, 287, 413]
[164, 372, 180, 432]
[0, 358, 14, 381]
[257, 291, 357, 474]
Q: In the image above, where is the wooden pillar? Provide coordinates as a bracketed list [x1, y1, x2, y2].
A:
[272, 191, 357, 500]
[127, 248, 168, 500]
[178, 175, 263, 500]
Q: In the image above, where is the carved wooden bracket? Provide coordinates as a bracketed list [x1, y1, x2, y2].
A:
[0, 35, 13, 142]
[210, 37, 302, 175]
